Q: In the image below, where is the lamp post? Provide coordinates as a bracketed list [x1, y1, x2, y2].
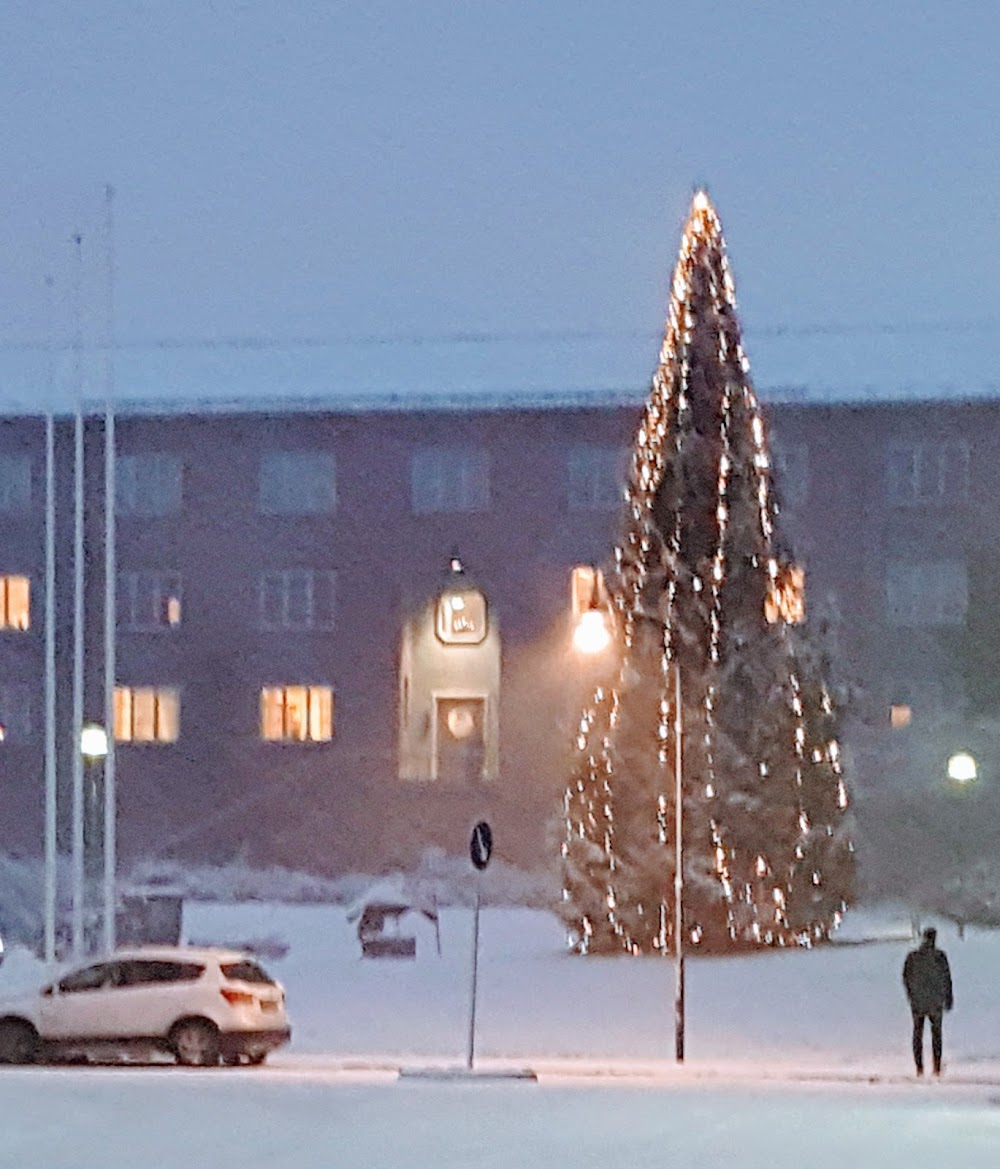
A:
[569, 576, 685, 1061]
[80, 723, 109, 953]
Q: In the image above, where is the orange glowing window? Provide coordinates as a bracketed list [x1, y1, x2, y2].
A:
[261, 686, 333, 742]
[890, 704, 912, 730]
[115, 686, 180, 743]
[0, 575, 30, 631]
[764, 565, 805, 625]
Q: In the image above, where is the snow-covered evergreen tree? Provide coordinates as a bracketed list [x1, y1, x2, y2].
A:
[561, 192, 854, 954]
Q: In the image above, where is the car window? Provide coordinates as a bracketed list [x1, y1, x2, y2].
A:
[117, 960, 204, 986]
[57, 962, 117, 993]
[220, 960, 275, 985]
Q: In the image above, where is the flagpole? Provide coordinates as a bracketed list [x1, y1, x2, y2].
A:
[102, 183, 117, 953]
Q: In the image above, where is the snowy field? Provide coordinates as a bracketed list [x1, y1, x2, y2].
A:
[1, 901, 1000, 1167]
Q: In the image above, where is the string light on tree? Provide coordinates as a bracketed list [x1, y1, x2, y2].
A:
[560, 191, 855, 954]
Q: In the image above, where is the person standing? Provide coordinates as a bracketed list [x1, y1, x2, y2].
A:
[902, 926, 954, 1076]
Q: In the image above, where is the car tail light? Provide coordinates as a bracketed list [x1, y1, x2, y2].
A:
[220, 988, 257, 1008]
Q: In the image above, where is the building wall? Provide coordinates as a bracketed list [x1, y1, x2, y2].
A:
[0, 397, 995, 875]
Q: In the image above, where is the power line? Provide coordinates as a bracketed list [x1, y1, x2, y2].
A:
[2, 317, 1000, 355]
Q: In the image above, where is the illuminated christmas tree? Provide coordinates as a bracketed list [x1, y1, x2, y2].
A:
[560, 192, 854, 954]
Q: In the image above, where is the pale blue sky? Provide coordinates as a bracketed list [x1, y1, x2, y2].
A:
[1, 1, 998, 404]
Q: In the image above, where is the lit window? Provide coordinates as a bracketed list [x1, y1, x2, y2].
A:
[118, 571, 182, 631]
[411, 447, 490, 514]
[887, 441, 969, 505]
[0, 685, 32, 743]
[114, 687, 180, 743]
[0, 455, 31, 512]
[0, 575, 30, 631]
[886, 561, 968, 626]
[567, 446, 629, 511]
[259, 452, 337, 515]
[260, 686, 333, 742]
[890, 704, 912, 729]
[764, 565, 806, 625]
[259, 570, 336, 630]
[770, 440, 809, 510]
[117, 455, 183, 516]
[570, 566, 608, 620]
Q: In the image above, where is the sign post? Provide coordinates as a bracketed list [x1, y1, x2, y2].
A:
[466, 820, 492, 1071]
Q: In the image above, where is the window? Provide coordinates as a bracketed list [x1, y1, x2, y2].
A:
[58, 963, 117, 994]
[411, 447, 490, 514]
[764, 564, 806, 625]
[117, 960, 203, 986]
[114, 686, 180, 743]
[0, 685, 32, 743]
[886, 561, 968, 626]
[0, 455, 31, 512]
[887, 441, 970, 505]
[261, 685, 333, 742]
[259, 452, 337, 515]
[118, 571, 182, 631]
[570, 565, 608, 620]
[567, 446, 629, 511]
[259, 570, 336, 630]
[117, 455, 183, 516]
[890, 704, 912, 729]
[220, 960, 276, 985]
[0, 575, 30, 630]
[771, 440, 809, 510]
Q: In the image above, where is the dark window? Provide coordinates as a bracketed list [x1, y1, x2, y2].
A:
[0, 455, 31, 512]
[259, 452, 337, 515]
[58, 963, 116, 993]
[220, 960, 275, 986]
[117, 455, 183, 517]
[117, 960, 204, 986]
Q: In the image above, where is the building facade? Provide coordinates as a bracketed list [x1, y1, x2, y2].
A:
[0, 394, 995, 877]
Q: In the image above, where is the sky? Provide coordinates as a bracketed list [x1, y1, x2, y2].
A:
[2, 1, 999, 406]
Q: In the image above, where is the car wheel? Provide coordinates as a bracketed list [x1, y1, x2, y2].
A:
[170, 1019, 220, 1067]
[245, 1052, 267, 1067]
[0, 1019, 39, 1065]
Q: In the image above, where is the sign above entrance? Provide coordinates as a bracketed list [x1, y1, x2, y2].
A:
[436, 587, 488, 645]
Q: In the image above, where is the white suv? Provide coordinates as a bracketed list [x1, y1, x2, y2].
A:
[0, 946, 291, 1067]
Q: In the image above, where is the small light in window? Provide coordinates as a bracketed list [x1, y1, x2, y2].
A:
[890, 704, 912, 729]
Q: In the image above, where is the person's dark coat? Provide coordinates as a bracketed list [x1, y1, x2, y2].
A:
[903, 930, 954, 1014]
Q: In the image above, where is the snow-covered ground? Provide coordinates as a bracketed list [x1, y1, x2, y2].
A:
[2, 900, 1000, 1168]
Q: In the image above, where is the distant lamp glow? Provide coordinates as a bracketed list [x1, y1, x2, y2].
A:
[571, 565, 613, 655]
[573, 608, 612, 656]
[80, 723, 109, 762]
[947, 752, 977, 784]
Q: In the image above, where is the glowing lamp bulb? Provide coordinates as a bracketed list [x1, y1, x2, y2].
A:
[80, 723, 109, 761]
[573, 609, 612, 656]
[947, 752, 977, 783]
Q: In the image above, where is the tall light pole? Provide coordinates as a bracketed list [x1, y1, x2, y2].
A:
[43, 412, 57, 962]
[102, 183, 117, 953]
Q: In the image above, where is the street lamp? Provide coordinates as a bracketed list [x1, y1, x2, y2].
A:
[571, 570, 613, 656]
[947, 751, 977, 784]
[80, 723, 109, 763]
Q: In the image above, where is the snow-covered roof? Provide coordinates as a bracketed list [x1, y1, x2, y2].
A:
[0, 322, 997, 416]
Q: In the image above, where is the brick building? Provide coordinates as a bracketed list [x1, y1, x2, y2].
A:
[0, 389, 995, 877]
